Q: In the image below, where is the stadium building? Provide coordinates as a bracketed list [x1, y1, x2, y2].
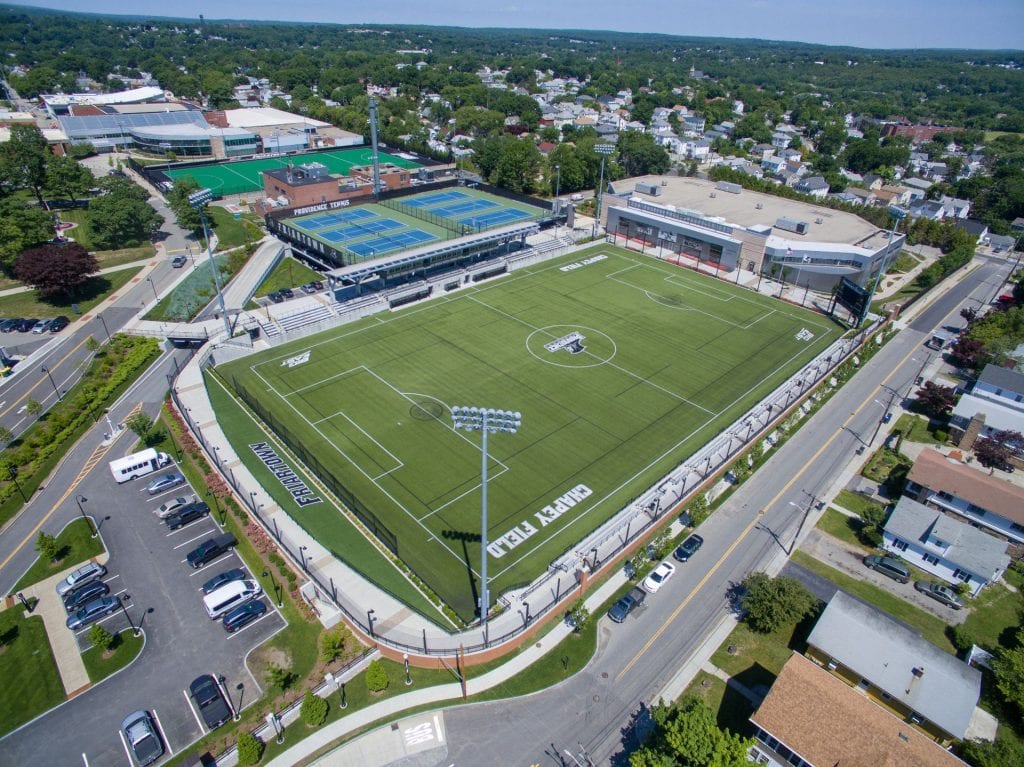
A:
[604, 176, 905, 292]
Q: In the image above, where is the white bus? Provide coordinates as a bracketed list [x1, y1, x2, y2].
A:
[109, 448, 172, 483]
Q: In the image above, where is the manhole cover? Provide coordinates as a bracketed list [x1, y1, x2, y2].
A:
[601, 672, 608, 679]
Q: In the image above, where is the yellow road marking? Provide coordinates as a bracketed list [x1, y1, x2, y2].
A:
[0, 335, 94, 419]
[615, 334, 922, 683]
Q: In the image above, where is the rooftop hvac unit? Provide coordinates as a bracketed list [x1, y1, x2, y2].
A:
[715, 181, 743, 194]
[755, 202, 763, 209]
[815, 217, 823, 224]
[775, 217, 809, 235]
[661, 179, 668, 186]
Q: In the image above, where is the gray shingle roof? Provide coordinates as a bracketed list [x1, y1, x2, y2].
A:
[884, 496, 1010, 579]
[977, 363, 1024, 394]
[807, 591, 981, 739]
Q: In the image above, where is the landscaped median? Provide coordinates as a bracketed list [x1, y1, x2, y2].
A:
[0, 603, 64, 737]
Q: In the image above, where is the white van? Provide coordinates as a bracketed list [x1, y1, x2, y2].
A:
[109, 449, 172, 483]
[203, 580, 262, 619]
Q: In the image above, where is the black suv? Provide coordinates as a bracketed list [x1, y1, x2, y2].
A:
[673, 534, 704, 562]
[186, 533, 238, 568]
[164, 501, 210, 530]
[189, 674, 232, 730]
[62, 580, 110, 613]
[607, 587, 646, 623]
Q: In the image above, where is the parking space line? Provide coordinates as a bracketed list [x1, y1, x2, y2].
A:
[164, 520, 215, 538]
[81, 753, 89, 766]
[152, 709, 173, 757]
[183, 688, 206, 733]
[118, 727, 133, 765]
[186, 552, 237, 574]
[173, 530, 216, 550]
[225, 611, 273, 639]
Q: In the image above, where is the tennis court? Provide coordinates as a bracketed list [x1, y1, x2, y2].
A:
[459, 208, 531, 229]
[299, 208, 376, 230]
[389, 187, 546, 234]
[162, 148, 422, 197]
[429, 199, 497, 217]
[402, 190, 470, 209]
[345, 229, 437, 257]
[320, 218, 404, 243]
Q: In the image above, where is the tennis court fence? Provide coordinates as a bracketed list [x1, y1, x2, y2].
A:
[380, 197, 471, 237]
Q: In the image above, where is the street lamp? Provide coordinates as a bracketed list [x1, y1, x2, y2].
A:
[450, 406, 522, 645]
[862, 206, 906, 324]
[40, 366, 62, 401]
[592, 143, 616, 239]
[299, 545, 308, 572]
[75, 494, 96, 538]
[120, 593, 140, 637]
[403, 653, 412, 686]
[188, 188, 231, 337]
[366, 609, 376, 638]
[262, 569, 282, 607]
[554, 164, 561, 200]
[145, 276, 158, 302]
[96, 313, 111, 341]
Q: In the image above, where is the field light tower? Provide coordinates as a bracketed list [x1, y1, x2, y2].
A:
[592, 143, 616, 239]
[861, 205, 906, 325]
[451, 406, 522, 645]
[188, 188, 232, 337]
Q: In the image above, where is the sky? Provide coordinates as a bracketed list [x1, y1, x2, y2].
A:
[6, 0, 1024, 51]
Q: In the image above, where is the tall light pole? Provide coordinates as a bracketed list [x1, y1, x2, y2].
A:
[188, 188, 231, 337]
[451, 406, 522, 645]
[554, 164, 561, 200]
[75, 494, 96, 538]
[862, 206, 906, 324]
[40, 366, 62, 401]
[592, 143, 615, 239]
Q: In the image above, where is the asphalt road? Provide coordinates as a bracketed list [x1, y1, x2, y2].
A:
[439, 256, 1010, 767]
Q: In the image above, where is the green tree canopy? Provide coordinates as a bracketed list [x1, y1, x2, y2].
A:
[617, 131, 671, 177]
[0, 197, 55, 275]
[14, 241, 98, 299]
[88, 177, 163, 250]
[0, 125, 51, 204]
[741, 572, 818, 633]
[46, 155, 95, 203]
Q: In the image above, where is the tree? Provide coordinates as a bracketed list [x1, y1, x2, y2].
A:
[46, 155, 95, 203]
[991, 627, 1024, 716]
[740, 572, 817, 633]
[319, 624, 351, 664]
[0, 125, 50, 203]
[25, 398, 42, 419]
[89, 623, 115, 652]
[0, 198, 57, 276]
[913, 381, 957, 418]
[365, 659, 389, 692]
[491, 138, 543, 194]
[300, 689, 329, 727]
[125, 412, 156, 445]
[166, 178, 205, 234]
[14, 242, 98, 299]
[0, 426, 12, 447]
[975, 430, 1023, 468]
[88, 178, 163, 250]
[958, 736, 1024, 767]
[630, 696, 753, 767]
[265, 662, 295, 692]
[617, 131, 671, 177]
[35, 531, 60, 562]
[236, 731, 264, 767]
[948, 337, 988, 371]
[567, 598, 590, 633]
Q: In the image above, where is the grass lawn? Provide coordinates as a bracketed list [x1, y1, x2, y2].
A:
[59, 209, 156, 264]
[209, 206, 262, 251]
[13, 518, 105, 591]
[791, 550, 955, 653]
[143, 253, 234, 322]
[889, 252, 921, 273]
[0, 606, 65, 737]
[252, 256, 321, 298]
[682, 673, 756, 736]
[816, 508, 869, 549]
[891, 412, 934, 443]
[861, 447, 913, 490]
[81, 629, 144, 683]
[0, 266, 142, 319]
[962, 567, 1024, 652]
[710, 616, 815, 694]
[833, 489, 886, 518]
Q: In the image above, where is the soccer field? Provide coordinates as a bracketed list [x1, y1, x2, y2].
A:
[218, 247, 841, 621]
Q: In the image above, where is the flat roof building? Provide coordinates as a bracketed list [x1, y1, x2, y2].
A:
[603, 176, 904, 292]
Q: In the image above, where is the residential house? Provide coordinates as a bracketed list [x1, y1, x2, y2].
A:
[990, 233, 1016, 252]
[861, 173, 884, 190]
[925, 161, 949, 180]
[779, 148, 802, 164]
[681, 138, 710, 161]
[1011, 216, 1024, 235]
[771, 131, 792, 149]
[761, 155, 786, 175]
[940, 195, 971, 219]
[908, 199, 946, 221]
[804, 592, 982, 744]
[879, 184, 912, 206]
[883, 496, 1010, 595]
[732, 99, 744, 114]
[682, 114, 705, 136]
[845, 187, 877, 206]
[750, 143, 775, 161]
[830, 191, 863, 205]
[951, 364, 1024, 452]
[955, 219, 989, 244]
[904, 448, 1024, 546]
[903, 176, 933, 200]
[794, 176, 829, 199]
[750, 654, 968, 767]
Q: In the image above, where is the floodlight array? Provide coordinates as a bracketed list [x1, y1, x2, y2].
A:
[450, 406, 521, 434]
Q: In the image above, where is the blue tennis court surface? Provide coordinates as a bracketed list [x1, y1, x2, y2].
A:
[430, 199, 497, 217]
[297, 208, 375, 230]
[402, 190, 470, 208]
[320, 218, 404, 243]
[459, 208, 531, 228]
[346, 229, 437, 257]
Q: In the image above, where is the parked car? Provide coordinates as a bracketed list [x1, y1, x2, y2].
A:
[300, 283, 317, 294]
[607, 587, 647, 623]
[914, 580, 964, 610]
[146, 472, 186, 495]
[642, 561, 676, 594]
[0, 318, 20, 332]
[62, 580, 110, 613]
[189, 674, 232, 730]
[66, 595, 119, 630]
[121, 710, 164, 766]
[201, 567, 246, 595]
[49, 315, 70, 332]
[279, 287, 295, 299]
[16, 318, 37, 332]
[673, 534, 704, 562]
[164, 502, 210, 530]
[187, 533, 238, 569]
[31, 318, 53, 333]
[55, 561, 108, 597]
[171, 255, 188, 268]
[862, 554, 910, 584]
[222, 599, 267, 632]
[267, 290, 284, 304]
[882, 411, 893, 424]
[156, 496, 191, 519]
[310, 280, 324, 291]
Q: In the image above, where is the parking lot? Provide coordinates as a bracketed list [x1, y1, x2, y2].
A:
[2, 462, 287, 767]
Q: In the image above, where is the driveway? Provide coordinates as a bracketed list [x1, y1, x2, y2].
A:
[796, 528, 967, 624]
